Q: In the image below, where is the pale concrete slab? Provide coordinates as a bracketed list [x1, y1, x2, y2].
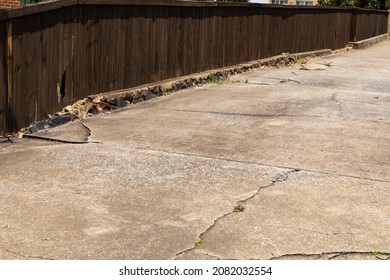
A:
[177, 171, 390, 260]
[0, 40, 389, 260]
[0, 143, 286, 259]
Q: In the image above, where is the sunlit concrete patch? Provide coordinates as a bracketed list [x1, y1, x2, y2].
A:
[0, 144, 286, 259]
[84, 226, 120, 236]
[180, 171, 390, 260]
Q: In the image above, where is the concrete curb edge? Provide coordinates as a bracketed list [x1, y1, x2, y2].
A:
[348, 33, 389, 49]
[79, 49, 333, 116]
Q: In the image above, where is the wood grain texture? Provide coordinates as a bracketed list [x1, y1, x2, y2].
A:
[0, 21, 5, 134]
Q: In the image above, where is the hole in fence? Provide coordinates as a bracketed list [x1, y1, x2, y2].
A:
[60, 71, 66, 99]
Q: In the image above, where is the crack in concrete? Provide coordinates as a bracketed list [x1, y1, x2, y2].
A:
[184, 249, 231, 260]
[78, 120, 92, 141]
[259, 234, 281, 258]
[258, 77, 302, 84]
[244, 82, 272, 86]
[134, 146, 390, 184]
[264, 225, 353, 236]
[174, 169, 300, 260]
[270, 251, 390, 260]
[0, 245, 55, 260]
[237, 169, 300, 205]
[174, 247, 240, 260]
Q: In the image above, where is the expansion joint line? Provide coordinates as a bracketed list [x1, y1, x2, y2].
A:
[135, 147, 390, 184]
[174, 168, 300, 260]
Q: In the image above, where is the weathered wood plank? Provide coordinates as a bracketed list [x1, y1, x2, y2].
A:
[0, 21, 5, 135]
[10, 18, 21, 132]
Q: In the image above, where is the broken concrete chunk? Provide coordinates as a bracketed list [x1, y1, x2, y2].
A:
[48, 113, 70, 127]
[108, 97, 128, 107]
[27, 113, 71, 134]
[92, 96, 102, 104]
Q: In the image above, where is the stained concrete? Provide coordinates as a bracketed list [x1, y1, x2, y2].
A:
[0, 40, 389, 260]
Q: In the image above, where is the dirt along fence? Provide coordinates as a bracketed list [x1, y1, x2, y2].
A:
[0, 0, 388, 136]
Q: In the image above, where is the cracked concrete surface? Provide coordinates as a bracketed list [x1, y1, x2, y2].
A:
[0, 245, 54, 260]
[175, 169, 299, 260]
[177, 170, 390, 260]
[0, 41, 390, 260]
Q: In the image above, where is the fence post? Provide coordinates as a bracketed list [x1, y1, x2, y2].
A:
[350, 8, 357, 42]
[6, 20, 13, 133]
[0, 24, 3, 135]
[388, 10, 390, 34]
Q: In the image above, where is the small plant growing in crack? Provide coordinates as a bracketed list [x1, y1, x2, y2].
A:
[194, 240, 203, 248]
[233, 204, 245, 212]
[372, 251, 380, 256]
[208, 73, 221, 84]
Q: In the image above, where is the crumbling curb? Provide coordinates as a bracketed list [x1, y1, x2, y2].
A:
[25, 49, 333, 134]
[348, 33, 389, 49]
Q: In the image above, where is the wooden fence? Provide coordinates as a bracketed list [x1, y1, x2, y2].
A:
[0, 0, 388, 135]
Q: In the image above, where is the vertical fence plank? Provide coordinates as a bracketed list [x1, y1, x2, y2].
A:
[58, 7, 75, 110]
[37, 13, 49, 123]
[388, 10, 390, 33]
[10, 18, 21, 132]
[129, 6, 139, 87]
[19, 16, 38, 128]
[154, 5, 166, 82]
[123, 6, 134, 88]
[6, 20, 13, 133]
[0, 20, 5, 135]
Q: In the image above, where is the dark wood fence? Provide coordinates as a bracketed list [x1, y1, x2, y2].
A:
[0, 0, 388, 135]
[351, 8, 389, 41]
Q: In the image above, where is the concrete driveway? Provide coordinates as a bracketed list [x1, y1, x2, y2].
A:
[0, 40, 389, 260]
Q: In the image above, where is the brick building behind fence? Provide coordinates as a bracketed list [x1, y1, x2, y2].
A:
[0, 0, 49, 10]
[0, 0, 20, 9]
